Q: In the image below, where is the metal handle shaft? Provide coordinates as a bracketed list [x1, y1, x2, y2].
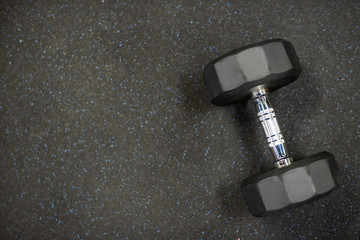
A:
[251, 88, 292, 168]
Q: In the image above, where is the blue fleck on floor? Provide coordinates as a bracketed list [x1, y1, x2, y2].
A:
[0, 0, 359, 239]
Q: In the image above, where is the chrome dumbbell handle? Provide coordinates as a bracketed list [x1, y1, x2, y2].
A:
[251, 88, 292, 168]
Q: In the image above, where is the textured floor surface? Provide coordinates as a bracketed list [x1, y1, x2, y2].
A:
[1, 0, 359, 239]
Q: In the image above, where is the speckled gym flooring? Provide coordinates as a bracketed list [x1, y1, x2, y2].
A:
[1, 1, 359, 239]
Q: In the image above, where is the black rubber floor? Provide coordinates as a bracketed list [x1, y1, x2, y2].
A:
[1, 1, 359, 239]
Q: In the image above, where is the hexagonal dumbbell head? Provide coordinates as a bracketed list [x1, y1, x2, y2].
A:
[241, 152, 340, 217]
[203, 39, 301, 106]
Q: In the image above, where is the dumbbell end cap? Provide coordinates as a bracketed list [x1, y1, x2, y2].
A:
[203, 39, 301, 106]
[241, 151, 340, 217]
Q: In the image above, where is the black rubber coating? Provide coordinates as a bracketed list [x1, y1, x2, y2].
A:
[203, 39, 301, 106]
[241, 152, 340, 217]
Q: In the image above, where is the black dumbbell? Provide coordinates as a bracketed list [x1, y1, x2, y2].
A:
[203, 39, 340, 217]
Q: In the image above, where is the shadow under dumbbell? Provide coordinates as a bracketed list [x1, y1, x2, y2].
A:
[177, 71, 211, 115]
[232, 103, 273, 173]
[215, 102, 274, 217]
[177, 73, 254, 216]
[216, 175, 248, 217]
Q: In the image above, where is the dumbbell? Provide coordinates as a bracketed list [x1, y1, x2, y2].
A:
[203, 39, 340, 217]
